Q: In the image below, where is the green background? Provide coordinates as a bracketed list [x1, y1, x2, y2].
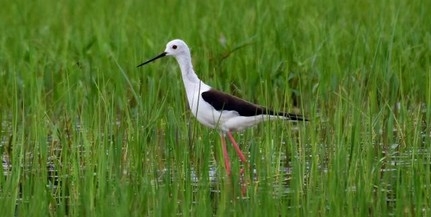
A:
[0, 0, 430, 216]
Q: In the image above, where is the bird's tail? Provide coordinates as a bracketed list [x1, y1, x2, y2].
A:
[276, 111, 308, 121]
[263, 107, 308, 121]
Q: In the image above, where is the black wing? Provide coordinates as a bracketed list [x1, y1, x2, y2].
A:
[201, 89, 307, 121]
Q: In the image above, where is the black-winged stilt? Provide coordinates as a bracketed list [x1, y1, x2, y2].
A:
[138, 39, 307, 177]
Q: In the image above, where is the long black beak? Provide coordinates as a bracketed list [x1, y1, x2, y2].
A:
[137, 52, 167, 67]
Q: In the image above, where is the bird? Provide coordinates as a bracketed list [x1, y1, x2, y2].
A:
[137, 39, 307, 177]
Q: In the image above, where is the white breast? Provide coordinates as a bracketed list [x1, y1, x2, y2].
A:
[184, 81, 224, 129]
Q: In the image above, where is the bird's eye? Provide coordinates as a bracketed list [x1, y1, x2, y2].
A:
[172, 45, 177, 49]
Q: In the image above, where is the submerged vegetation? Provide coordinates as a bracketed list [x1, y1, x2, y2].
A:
[0, 0, 430, 216]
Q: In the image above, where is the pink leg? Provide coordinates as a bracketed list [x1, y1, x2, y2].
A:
[220, 133, 231, 176]
[226, 131, 247, 163]
[226, 131, 248, 196]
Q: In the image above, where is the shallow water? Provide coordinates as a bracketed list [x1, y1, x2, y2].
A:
[1, 124, 430, 215]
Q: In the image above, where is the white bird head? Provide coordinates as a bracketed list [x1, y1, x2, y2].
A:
[164, 39, 190, 57]
[137, 39, 190, 67]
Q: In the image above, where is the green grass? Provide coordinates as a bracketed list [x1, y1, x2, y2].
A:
[1, 0, 430, 216]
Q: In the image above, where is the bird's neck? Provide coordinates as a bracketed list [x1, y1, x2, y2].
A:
[175, 54, 201, 85]
[174, 53, 208, 113]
